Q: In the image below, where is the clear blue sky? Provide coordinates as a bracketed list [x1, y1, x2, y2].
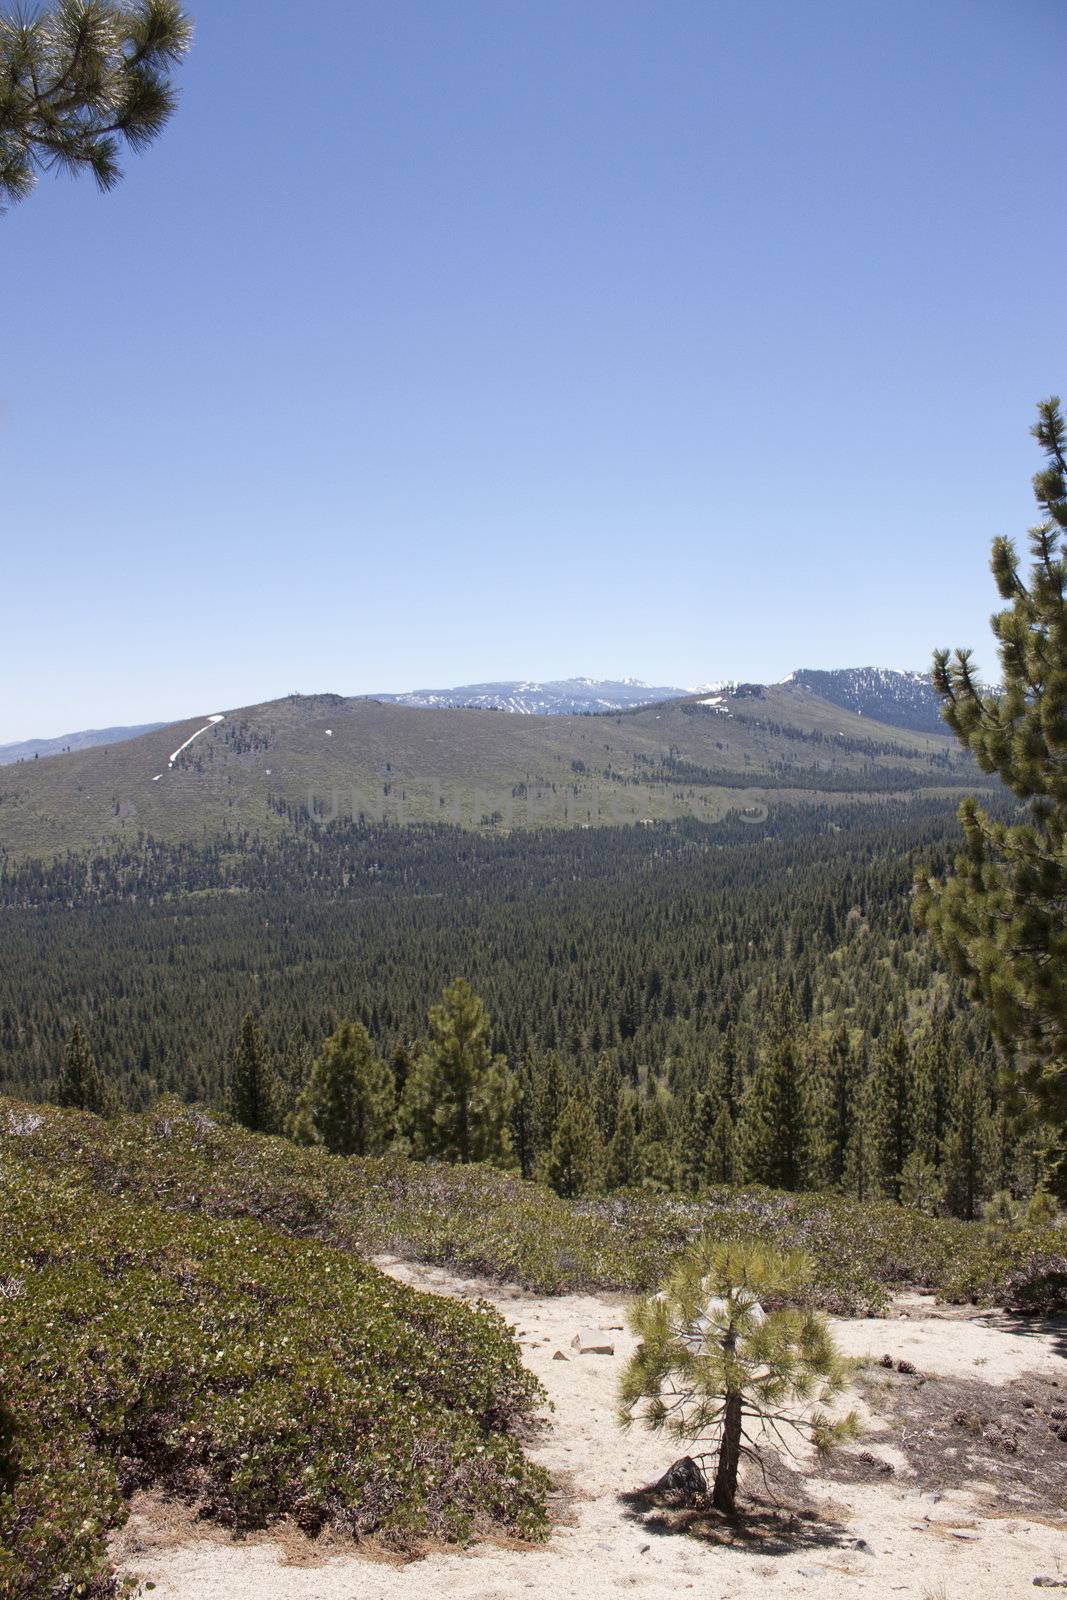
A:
[3, 0, 1066, 742]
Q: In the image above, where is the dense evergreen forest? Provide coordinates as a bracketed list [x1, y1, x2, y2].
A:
[0, 795, 1035, 1218]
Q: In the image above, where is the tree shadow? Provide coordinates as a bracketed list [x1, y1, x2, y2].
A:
[994, 1312, 1067, 1363]
[617, 1463, 855, 1557]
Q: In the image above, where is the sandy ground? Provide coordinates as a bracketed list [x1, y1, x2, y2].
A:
[115, 1261, 1067, 1600]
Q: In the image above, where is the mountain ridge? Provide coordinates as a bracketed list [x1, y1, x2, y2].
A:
[2, 668, 946, 762]
[786, 667, 945, 736]
[0, 678, 986, 862]
[369, 676, 689, 715]
[0, 722, 167, 766]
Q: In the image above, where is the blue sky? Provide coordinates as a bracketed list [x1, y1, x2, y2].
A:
[3, 0, 1066, 742]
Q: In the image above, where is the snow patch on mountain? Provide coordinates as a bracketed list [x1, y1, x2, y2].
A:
[371, 678, 687, 716]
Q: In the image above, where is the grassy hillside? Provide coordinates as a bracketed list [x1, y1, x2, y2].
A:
[0, 685, 987, 860]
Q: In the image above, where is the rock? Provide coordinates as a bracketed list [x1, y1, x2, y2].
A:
[853, 1538, 875, 1555]
[1033, 1579, 1067, 1588]
[552, 1350, 568, 1361]
[650, 1456, 707, 1498]
[570, 1331, 615, 1355]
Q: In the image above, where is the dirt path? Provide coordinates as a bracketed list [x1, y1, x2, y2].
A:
[115, 1261, 1067, 1599]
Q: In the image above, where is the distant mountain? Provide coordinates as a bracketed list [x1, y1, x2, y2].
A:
[0, 684, 986, 862]
[784, 668, 947, 736]
[0, 669, 952, 759]
[371, 677, 688, 715]
[0, 723, 166, 766]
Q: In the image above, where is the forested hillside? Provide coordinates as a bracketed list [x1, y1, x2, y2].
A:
[0, 796, 1032, 1219]
[788, 668, 947, 735]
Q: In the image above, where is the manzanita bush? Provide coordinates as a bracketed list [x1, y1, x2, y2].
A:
[1, 1097, 1063, 1596]
[0, 1125, 548, 1598]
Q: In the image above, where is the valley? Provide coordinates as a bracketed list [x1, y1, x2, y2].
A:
[5, 6, 1063, 1597]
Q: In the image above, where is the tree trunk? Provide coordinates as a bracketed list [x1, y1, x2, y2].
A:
[711, 1388, 742, 1513]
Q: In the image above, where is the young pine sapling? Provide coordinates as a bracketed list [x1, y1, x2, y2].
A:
[618, 1240, 860, 1514]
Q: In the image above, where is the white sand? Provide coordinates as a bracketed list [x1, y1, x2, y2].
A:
[115, 1261, 1067, 1599]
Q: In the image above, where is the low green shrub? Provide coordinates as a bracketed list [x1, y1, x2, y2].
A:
[0, 1130, 548, 1599]
[4, 1096, 1064, 1595]
[942, 1238, 1067, 1314]
[4, 1098, 1064, 1315]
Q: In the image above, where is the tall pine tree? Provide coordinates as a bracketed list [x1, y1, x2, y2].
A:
[287, 1019, 395, 1156]
[542, 1096, 603, 1197]
[57, 1021, 108, 1115]
[604, 1098, 639, 1190]
[739, 1032, 805, 1189]
[916, 397, 1067, 1195]
[228, 1013, 278, 1134]
[942, 1057, 994, 1220]
[869, 1028, 912, 1201]
[402, 980, 513, 1164]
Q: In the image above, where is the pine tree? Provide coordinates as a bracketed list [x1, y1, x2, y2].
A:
[543, 1096, 603, 1197]
[739, 1033, 804, 1189]
[619, 1241, 859, 1515]
[402, 979, 513, 1164]
[798, 1034, 837, 1191]
[899, 1150, 944, 1215]
[1, 1, 193, 210]
[510, 1059, 536, 1178]
[707, 1104, 737, 1185]
[916, 397, 1067, 1196]
[604, 1099, 639, 1190]
[869, 1028, 912, 1201]
[228, 1013, 277, 1134]
[530, 1050, 568, 1161]
[56, 1021, 107, 1114]
[942, 1058, 993, 1220]
[279, 1031, 313, 1104]
[635, 1091, 676, 1191]
[591, 1052, 623, 1143]
[287, 1019, 395, 1156]
[909, 1028, 943, 1169]
[989, 1093, 1021, 1196]
[677, 1088, 714, 1194]
[843, 1072, 876, 1201]
[824, 1027, 858, 1187]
